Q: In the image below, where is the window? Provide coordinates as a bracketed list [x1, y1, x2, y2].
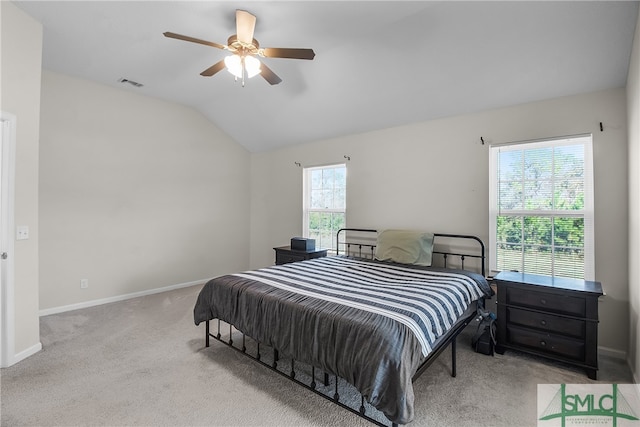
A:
[303, 164, 346, 252]
[489, 135, 594, 280]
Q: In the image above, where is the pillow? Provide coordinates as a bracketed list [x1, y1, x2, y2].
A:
[374, 229, 434, 266]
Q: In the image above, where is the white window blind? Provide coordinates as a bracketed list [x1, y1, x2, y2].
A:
[303, 164, 346, 252]
[489, 135, 594, 280]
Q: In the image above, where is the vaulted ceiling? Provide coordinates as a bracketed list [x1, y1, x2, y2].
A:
[14, 1, 639, 152]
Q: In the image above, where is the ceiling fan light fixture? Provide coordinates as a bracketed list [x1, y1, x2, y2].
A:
[244, 55, 261, 78]
[224, 55, 243, 78]
[224, 54, 261, 80]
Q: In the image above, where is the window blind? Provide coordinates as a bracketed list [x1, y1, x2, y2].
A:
[303, 164, 346, 252]
[489, 135, 594, 280]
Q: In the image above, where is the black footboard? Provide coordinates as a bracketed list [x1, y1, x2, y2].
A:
[205, 319, 393, 426]
[204, 314, 473, 427]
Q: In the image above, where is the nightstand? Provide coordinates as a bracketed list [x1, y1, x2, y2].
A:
[495, 271, 603, 379]
[273, 246, 328, 265]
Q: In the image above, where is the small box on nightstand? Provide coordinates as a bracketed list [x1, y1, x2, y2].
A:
[291, 237, 315, 251]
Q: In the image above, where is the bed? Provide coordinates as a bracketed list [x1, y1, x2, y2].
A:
[194, 228, 492, 426]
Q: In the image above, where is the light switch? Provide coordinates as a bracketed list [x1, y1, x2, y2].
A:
[16, 226, 29, 240]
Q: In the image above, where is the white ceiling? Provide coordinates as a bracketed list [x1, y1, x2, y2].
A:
[14, 1, 639, 153]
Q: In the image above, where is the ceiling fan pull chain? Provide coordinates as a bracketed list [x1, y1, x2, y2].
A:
[241, 57, 246, 87]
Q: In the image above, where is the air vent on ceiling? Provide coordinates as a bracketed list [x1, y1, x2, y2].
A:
[118, 78, 144, 88]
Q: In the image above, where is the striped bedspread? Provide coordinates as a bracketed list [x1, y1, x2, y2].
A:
[233, 256, 487, 357]
[194, 255, 491, 424]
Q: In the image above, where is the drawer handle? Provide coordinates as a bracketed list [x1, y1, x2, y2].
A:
[540, 298, 547, 305]
[540, 320, 547, 327]
[540, 340, 547, 347]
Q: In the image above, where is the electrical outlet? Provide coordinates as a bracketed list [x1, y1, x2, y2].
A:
[80, 279, 88, 289]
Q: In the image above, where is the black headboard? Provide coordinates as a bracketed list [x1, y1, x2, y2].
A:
[336, 228, 486, 277]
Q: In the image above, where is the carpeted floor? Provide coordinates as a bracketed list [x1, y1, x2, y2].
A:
[0, 284, 634, 426]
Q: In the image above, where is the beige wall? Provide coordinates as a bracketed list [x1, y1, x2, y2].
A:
[627, 7, 640, 384]
[250, 88, 630, 355]
[0, 2, 42, 359]
[4, 1, 635, 370]
[39, 71, 250, 310]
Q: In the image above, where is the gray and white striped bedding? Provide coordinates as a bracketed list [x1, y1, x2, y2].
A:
[194, 256, 491, 424]
[234, 256, 488, 357]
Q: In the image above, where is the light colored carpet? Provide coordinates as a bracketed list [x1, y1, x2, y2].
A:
[0, 284, 633, 427]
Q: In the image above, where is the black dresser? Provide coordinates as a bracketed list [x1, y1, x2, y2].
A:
[495, 271, 603, 379]
[273, 246, 328, 265]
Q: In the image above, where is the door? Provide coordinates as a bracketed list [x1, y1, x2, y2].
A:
[1, 112, 16, 367]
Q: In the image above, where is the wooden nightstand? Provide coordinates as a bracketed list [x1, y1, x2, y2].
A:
[273, 246, 328, 265]
[495, 271, 603, 379]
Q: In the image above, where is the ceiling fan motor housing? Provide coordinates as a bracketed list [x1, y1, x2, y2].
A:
[227, 34, 260, 56]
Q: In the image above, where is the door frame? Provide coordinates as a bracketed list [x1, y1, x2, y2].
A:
[1, 112, 17, 368]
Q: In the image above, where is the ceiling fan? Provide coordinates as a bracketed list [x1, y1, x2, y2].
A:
[164, 9, 316, 86]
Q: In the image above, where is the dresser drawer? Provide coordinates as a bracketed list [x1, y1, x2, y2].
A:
[507, 326, 585, 361]
[276, 253, 306, 264]
[274, 246, 328, 265]
[507, 307, 586, 339]
[506, 286, 586, 317]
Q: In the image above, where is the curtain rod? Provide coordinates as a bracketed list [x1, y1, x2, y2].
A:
[294, 156, 351, 168]
[484, 132, 594, 148]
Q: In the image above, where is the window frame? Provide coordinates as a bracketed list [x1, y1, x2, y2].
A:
[488, 135, 595, 280]
[302, 163, 347, 252]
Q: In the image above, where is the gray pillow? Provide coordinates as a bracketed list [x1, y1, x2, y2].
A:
[374, 229, 434, 266]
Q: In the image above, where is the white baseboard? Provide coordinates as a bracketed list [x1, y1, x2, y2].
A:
[598, 345, 627, 360]
[39, 279, 210, 317]
[2, 342, 43, 368]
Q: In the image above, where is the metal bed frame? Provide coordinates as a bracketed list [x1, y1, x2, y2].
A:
[204, 228, 487, 426]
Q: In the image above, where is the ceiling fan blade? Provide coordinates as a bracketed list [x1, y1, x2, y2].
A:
[200, 60, 226, 77]
[236, 10, 256, 45]
[163, 32, 226, 50]
[261, 47, 316, 60]
[260, 63, 282, 85]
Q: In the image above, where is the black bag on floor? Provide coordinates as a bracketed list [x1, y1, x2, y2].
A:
[472, 308, 497, 356]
